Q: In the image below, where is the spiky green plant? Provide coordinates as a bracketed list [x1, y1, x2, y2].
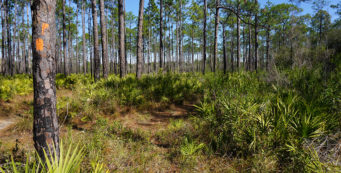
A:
[0, 142, 84, 173]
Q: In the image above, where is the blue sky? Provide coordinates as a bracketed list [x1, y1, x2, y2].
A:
[125, 0, 339, 21]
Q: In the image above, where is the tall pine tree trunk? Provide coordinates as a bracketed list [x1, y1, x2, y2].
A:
[118, 0, 126, 77]
[179, 0, 183, 72]
[247, 19, 251, 71]
[266, 28, 270, 71]
[82, 1, 87, 74]
[191, 24, 194, 72]
[136, 0, 144, 79]
[153, 37, 157, 72]
[1, 0, 7, 75]
[89, 7, 93, 77]
[62, 0, 68, 75]
[7, 0, 12, 76]
[92, 0, 100, 81]
[231, 29, 234, 72]
[213, 0, 220, 73]
[223, 23, 227, 74]
[159, 0, 163, 69]
[13, 2, 17, 75]
[236, 1, 240, 70]
[202, 0, 207, 74]
[147, 25, 151, 73]
[254, 0, 258, 72]
[31, 0, 59, 162]
[100, 0, 108, 78]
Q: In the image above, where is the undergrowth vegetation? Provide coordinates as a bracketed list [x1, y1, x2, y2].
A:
[0, 66, 340, 172]
[193, 69, 340, 172]
[0, 75, 32, 101]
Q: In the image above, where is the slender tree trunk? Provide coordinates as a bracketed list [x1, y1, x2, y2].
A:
[1, 0, 7, 75]
[176, 15, 179, 72]
[266, 28, 270, 71]
[7, 0, 12, 76]
[236, 1, 240, 70]
[167, 15, 171, 72]
[68, 32, 72, 73]
[62, 0, 68, 75]
[88, 7, 93, 77]
[82, 1, 87, 75]
[56, 33, 60, 73]
[247, 19, 251, 71]
[99, 0, 108, 78]
[13, 2, 17, 75]
[179, 0, 183, 72]
[22, 7, 27, 73]
[92, 0, 100, 81]
[231, 30, 234, 72]
[136, 0, 144, 79]
[213, 0, 220, 73]
[27, 3, 31, 74]
[171, 23, 174, 72]
[202, 0, 207, 74]
[142, 36, 145, 73]
[191, 24, 194, 72]
[153, 37, 156, 72]
[111, 1, 117, 75]
[254, 0, 258, 72]
[147, 25, 151, 73]
[75, 6, 79, 74]
[159, 0, 163, 69]
[118, 0, 126, 77]
[223, 23, 227, 74]
[242, 24, 246, 69]
[129, 23, 132, 74]
[31, 0, 59, 162]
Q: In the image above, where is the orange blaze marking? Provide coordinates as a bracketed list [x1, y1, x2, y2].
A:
[42, 23, 49, 35]
[36, 39, 44, 51]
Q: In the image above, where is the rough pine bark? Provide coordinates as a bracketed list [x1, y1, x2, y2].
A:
[266, 28, 270, 71]
[99, 0, 108, 78]
[254, 0, 258, 72]
[62, 0, 68, 75]
[147, 25, 151, 73]
[1, 0, 7, 74]
[13, 3, 17, 75]
[88, 8, 93, 77]
[111, 6, 117, 74]
[92, 0, 100, 81]
[236, 1, 241, 69]
[191, 24, 194, 72]
[136, 0, 144, 79]
[178, 0, 183, 72]
[31, 0, 59, 162]
[202, 0, 207, 74]
[213, 0, 220, 73]
[118, 0, 126, 77]
[231, 30, 234, 72]
[82, 1, 87, 74]
[222, 23, 227, 74]
[27, 3, 31, 73]
[22, 10, 27, 73]
[153, 37, 157, 72]
[6, 0, 12, 76]
[247, 19, 251, 71]
[159, 0, 164, 69]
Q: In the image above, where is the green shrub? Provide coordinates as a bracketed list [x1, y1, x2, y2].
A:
[193, 70, 340, 171]
[0, 74, 32, 101]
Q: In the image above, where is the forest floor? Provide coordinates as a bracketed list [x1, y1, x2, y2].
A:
[0, 89, 233, 172]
